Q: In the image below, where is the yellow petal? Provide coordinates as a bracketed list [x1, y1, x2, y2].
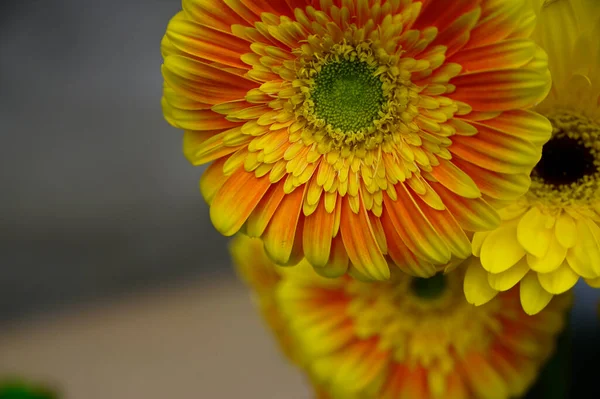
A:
[464, 257, 499, 306]
[566, 218, 600, 278]
[519, 272, 553, 315]
[429, 159, 481, 199]
[566, 245, 598, 279]
[554, 213, 577, 248]
[537, 262, 579, 295]
[487, 257, 530, 291]
[585, 276, 600, 288]
[534, 0, 579, 90]
[517, 207, 552, 258]
[480, 221, 526, 273]
[526, 232, 567, 273]
[579, 218, 600, 276]
[472, 231, 490, 257]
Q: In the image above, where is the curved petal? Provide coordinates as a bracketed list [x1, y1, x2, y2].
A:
[210, 167, 272, 235]
[519, 272, 553, 315]
[340, 195, 389, 281]
[449, 68, 550, 111]
[464, 257, 499, 306]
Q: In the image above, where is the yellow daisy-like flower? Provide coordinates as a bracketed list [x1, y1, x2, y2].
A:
[231, 235, 571, 399]
[466, 0, 600, 315]
[162, 0, 552, 280]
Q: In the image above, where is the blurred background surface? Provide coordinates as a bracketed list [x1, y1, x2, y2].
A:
[0, 1, 598, 398]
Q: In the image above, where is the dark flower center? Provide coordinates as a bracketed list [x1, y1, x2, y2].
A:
[533, 136, 597, 186]
[410, 273, 446, 299]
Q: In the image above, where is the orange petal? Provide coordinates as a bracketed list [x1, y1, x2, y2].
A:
[429, 158, 481, 199]
[235, 0, 295, 20]
[415, 0, 479, 34]
[450, 38, 535, 72]
[166, 13, 251, 68]
[340, 196, 390, 281]
[246, 181, 286, 237]
[429, 7, 481, 57]
[163, 55, 256, 104]
[210, 168, 271, 236]
[450, 123, 540, 174]
[470, 109, 551, 146]
[451, 157, 530, 200]
[465, 0, 525, 49]
[199, 157, 228, 204]
[449, 68, 550, 111]
[380, 211, 437, 277]
[163, 86, 211, 111]
[182, 0, 249, 32]
[383, 184, 451, 265]
[263, 184, 306, 265]
[459, 353, 509, 399]
[413, 194, 472, 259]
[398, 366, 428, 399]
[303, 197, 336, 267]
[433, 182, 500, 231]
[314, 235, 349, 278]
[184, 128, 249, 165]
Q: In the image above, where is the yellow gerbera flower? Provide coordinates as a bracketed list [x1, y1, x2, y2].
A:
[162, 0, 552, 280]
[466, 0, 600, 315]
[231, 235, 572, 399]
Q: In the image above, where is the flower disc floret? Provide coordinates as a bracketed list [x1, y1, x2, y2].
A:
[310, 58, 384, 132]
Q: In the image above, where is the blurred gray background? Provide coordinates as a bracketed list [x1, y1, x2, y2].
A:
[0, 0, 233, 322]
[0, 0, 599, 398]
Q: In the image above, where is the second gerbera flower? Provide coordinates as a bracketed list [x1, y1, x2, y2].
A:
[232, 235, 571, 399]
[162, 0, 552, 280]
[465, 0, 600, 315]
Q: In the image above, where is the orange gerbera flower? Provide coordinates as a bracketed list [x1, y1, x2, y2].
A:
[231, 235, 571, 399]
[162, 0, 552, 280]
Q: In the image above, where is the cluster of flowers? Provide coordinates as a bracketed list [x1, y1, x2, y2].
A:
[161, 0, 600, 397]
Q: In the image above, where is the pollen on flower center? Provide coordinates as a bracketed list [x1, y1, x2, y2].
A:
[294, 41, 417, 152]
[528, 110, 600, 207]
[311, 60, 385, 132]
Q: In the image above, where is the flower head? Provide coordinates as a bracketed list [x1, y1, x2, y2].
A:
[163, 0, 552, 280]
[231, 235, 571, 399]
[467, 0, 600, 315]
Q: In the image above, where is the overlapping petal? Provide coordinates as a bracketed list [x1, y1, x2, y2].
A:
[162, 0, 552, 279]
[468, 0, 600, 314]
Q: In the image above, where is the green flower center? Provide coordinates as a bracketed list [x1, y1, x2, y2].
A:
[311, 60, 385, 132]
[410, 273, 447, 300]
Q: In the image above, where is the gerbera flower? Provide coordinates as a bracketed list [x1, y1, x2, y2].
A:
[465, 0, 600, 315]
[231, 234, 297, 362]
[162, 0, 552, 280]
[231, 235, 571, 399]
[232, 234, 329, 397]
